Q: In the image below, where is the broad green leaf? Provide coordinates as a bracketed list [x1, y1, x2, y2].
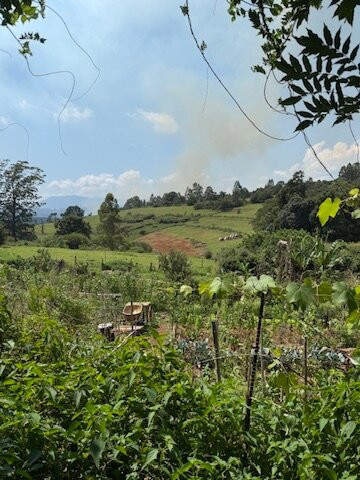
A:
[142, 448, 159, 469]
[341, 421, 356, 439]
[347, 309, 360, 325]
[351, 209, 360, 220]
[74, 390, 82, 409]
[144, 387, 157, 404]
[199, 277, 232, 299]
[208, 277, 231, 299]
[180, 285, 192, 297]
[319, 418, 328, 432]
[317, 282, 332, 304]
[273, 347, 282, 358]
[286, 281, 315, 311]
[332, 282, 357, 312]
[317, 197, 342, 226]
[27, 449, 42, 467]
[349, 188, 359, 196]
[90, 438, 106, 468]
[244, 275, 276, 294]
[274, 372, 293, 392]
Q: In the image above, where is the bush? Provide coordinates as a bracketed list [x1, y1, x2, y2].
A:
[101, 259, 135, 272]
[159, 250, 192, 282]
[63, 233, 89, 250]
[42, 236, 66, 248]
[131, 241, 152, 253]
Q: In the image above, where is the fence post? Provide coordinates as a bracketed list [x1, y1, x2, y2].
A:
[212, 320, 221, 382]
[244, 292, 266, 431]
[74, 255, 77, 265]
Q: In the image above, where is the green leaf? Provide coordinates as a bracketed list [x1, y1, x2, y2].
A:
[317, 282, 332, 304]
[286, 282, 315, 311]
[281, 96, 302, 106]
[244, 275, 275, 295]
[145, 387, 157, 404]
[323, 24, 332, 46]
[342, 34, 351, 53]
[27, 449, 42, 467]
[352, 209, 360, 220]
[274, 372, 294, 392]
[317, 197, 341, 226]
[349, 188, 359, 196]
[319, 418, 328, 432]
[332, 282, 357, 312]
[295, 120, 313, 131]
[341, 421, 356, 439]
[90, 438, 106, 468]
[180, 285, 193, 297]
[142, 448, 159, 469]
[74, 390, 82, 409]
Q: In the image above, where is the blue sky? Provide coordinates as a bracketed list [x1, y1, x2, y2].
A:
[0, 0, 358, 204]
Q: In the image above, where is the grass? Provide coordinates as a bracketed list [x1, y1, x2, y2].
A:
[1, 204, 260, 275]
[34, 203, 261, 254]
[0, 245, 215, 275]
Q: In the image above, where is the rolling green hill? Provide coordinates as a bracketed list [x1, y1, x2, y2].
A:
[34, 203, 260, 254]
[0, 204, 260, 270]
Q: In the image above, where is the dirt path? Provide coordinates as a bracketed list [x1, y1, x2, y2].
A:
[140, 232, 204, 256]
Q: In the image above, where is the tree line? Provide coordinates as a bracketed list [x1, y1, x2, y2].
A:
[1, 158, 359, 247]
[124, 181, 249, 211]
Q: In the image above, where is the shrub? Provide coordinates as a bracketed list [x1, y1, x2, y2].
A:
[131, 241, 152, 253]
[63, 233, 89, 250]
[159, 250, 192, 282]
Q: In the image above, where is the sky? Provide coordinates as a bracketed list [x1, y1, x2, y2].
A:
[0, 0, 359, 206]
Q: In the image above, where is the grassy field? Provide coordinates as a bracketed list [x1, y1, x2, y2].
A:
[0, 204, 260, 272]
[35, 203, 260, 254]
[0, 245, 215, 275]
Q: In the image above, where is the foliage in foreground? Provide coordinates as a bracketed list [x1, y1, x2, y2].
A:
[1, 309, 360, 479]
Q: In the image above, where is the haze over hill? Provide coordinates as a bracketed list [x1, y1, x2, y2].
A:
[36, 195, 102, 217]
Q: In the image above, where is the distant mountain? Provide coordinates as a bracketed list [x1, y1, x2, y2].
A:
[36, 196, 102, 218]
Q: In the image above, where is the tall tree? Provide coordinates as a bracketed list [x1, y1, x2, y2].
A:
[98, 193, 122, 250]
[0, 160, 45, 240]
[55, 205, 91, 238]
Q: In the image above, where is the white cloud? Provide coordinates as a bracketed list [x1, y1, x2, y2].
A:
[44, 169, 157, 202]
[56, 103, 94, 123]
[0, 115, 10, 126]
[135, 109, 179, 134]
[273, 141, 359, 181]
[18, 99, 31, 110]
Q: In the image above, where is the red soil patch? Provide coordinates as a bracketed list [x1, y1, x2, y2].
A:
[140, 232, 204, 256]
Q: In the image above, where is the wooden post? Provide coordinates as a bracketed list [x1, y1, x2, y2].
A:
[244, 292, 266, 431]
[74, 255, 77, 265]
[212, 320, 221, 382]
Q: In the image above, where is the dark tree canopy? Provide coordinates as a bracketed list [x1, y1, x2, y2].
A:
[55, 205, 91, 238]
[0, 160, 45, 240]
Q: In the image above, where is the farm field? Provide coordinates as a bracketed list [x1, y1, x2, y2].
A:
[34, 203, 261, 255]
[0, 244, 215, 275]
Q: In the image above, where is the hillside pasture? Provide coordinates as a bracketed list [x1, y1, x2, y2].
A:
[35, 204, 261, 255]
[0, 245, 215, 275]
